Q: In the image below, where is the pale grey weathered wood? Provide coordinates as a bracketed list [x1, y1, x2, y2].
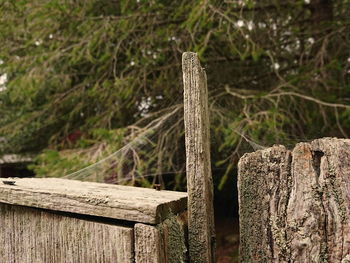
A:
[182, 52, 215, 263]
[135, 223, 165, 263]
[0, 203, 134, 263]
[238, 145, 291, 262]
[238, 137, 350, 262]
[134, 213, 187, 263]
[0, 177, 187, 224]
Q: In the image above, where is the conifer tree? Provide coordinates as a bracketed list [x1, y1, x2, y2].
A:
[0, 0, 349, 188]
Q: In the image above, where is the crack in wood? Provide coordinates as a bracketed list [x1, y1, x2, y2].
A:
[239, 138, 350, 262]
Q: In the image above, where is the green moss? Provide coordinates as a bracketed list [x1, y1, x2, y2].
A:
[157, 215, 187, 263]
[328, 163, 347, 222]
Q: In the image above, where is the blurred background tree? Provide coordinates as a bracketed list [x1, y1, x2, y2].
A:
[0, 0, 349, 199]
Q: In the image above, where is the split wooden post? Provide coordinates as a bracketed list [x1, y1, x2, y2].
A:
[238, 138, 350, 262]
[182, 52, 215, 263]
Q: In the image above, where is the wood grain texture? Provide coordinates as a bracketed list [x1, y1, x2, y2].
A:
[0, 178, 187, 224]
[134, 214, 187, 263]
[238, 145, 291, 262]
[238, 137, 350, 263]
[182, 52, 215, 263]
[0, 203, 134, 263]
[135, 223, 165, 263]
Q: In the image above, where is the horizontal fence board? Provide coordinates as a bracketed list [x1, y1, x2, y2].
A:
[0, 203, 134, 263]
[0, 178, 187, 224]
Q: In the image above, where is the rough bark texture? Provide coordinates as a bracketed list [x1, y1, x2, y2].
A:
[182, 52, 215, 263]
[0, 177, 187, 224]
[238, 137, 350, 263]
[134, 213, 188, 263]
[0, 203, 134, 263]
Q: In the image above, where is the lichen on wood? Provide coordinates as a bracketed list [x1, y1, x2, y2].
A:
[238, 138, 350, 262]
[134, 213, 187, 263]
[183, 52, 215, 263]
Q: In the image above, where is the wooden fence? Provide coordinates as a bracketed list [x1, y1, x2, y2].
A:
[0, 52, 215, 263]
[238, 137, 350, 262]
[0, 178, 187, 262]
[4, 52, 349, 263]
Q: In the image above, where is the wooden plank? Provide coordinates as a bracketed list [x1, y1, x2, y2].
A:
[238, 145, 291, 262]
[134, 223, 165, 263]
[238, 138, 350, 262]
[0, 203, 134, 263]
[134, 213, 187, 263]
[182, 52, 215, 263]
[0, 177, 187, 224]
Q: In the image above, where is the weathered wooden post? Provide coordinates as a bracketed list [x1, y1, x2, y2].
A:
[182, 52, 215, 263]
[238, 137, 350, 262]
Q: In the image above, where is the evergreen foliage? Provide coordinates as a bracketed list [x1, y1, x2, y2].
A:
[1, 0, 349, 189]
